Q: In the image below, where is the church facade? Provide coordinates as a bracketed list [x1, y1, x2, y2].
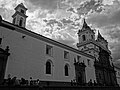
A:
[0, 3, 118, 86]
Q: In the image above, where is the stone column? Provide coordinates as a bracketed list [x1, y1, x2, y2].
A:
[0, 46, 10, 84]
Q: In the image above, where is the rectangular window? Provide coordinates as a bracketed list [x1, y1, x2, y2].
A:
[82, 35, 86, 41]
[64, 51, 69, 59]
[21, 9, 25, 14]
[46, 45, 53, 56]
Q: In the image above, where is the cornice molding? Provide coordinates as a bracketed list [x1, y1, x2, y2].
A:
[77, 40, 111, 54]
[12, 11, 28, 18]
[0, 19, 95, 59]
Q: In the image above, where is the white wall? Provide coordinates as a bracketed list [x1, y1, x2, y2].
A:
[0, 26, 96, 82]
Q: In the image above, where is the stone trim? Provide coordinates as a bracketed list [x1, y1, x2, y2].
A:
[12, 11, 28, 18]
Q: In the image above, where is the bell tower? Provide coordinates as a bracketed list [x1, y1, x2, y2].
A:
[77, 19, 95, 44]
[77, 19, 99, 59]
[77, 19, 98, 83]
[12, 3, 28, 28]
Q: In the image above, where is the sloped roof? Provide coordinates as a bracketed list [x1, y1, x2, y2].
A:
[78, 19, 94, 34]
[97, 30, 108, 43]
[0, 16, 95, 59]
[82, 18, 91, 30]
[15, 3, 27, 10]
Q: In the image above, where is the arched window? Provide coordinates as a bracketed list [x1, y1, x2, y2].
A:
[65, 64, 69, 76]
[46, 61, 52, 74]
[21, 9, 25, 14]
[19, 17, 23, 27]
[82, 35, 86, 41]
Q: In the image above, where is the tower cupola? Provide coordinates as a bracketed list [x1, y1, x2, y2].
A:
[77, 19, 99, 58]
[82, 18, 91, 30]
[12, 3, 28, 28]
[77, 19, 95, 43]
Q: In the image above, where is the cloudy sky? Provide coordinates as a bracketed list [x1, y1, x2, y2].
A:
[0, 0, 120, 66]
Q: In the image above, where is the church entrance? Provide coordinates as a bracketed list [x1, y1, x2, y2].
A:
[78, 73, 82, 84]
[74, 61, 86, 85]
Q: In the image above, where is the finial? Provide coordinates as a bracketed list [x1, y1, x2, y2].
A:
[83, 18, 87, 26]
[20, 3, 25, 7]
[97, 30, 100, 36]
[5, 46, 9, 52]
[20, 3, 23, 5]
[82, 18, 90, 30]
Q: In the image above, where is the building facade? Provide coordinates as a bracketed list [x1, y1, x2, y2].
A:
[0, 3, 118, 86]
[77, 19, 117, 86]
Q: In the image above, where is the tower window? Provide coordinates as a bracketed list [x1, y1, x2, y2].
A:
[13, 18, 16, 24]
[46, 61, 52, 74]
[21, 9, 25, 14]
[82, 35, 86, 41]
[19, 18, 23, 27]
[65, 64, 69, 76]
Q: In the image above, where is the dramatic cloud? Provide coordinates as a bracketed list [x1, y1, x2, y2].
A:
[77, 0, 103, 15]
[88, 9, 120, 27]
[1, 0, 120, 67]
[86, 0, 120, 65]
[26, 0, 59, 10]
